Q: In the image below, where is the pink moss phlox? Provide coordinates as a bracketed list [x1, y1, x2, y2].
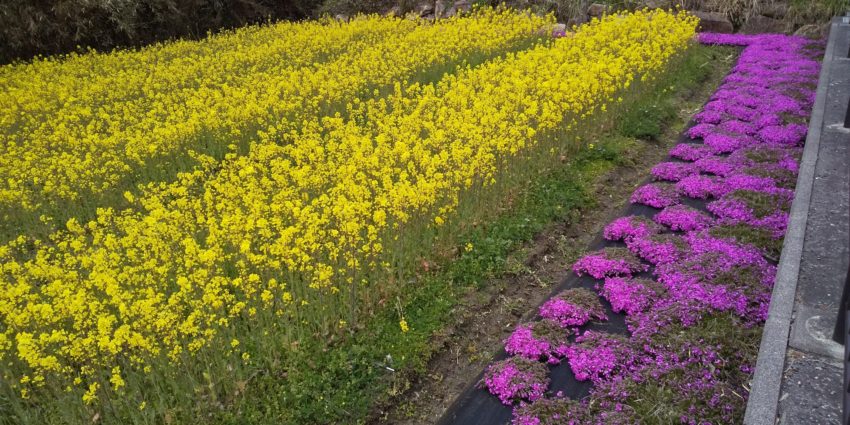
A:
[630, 183, 680, 208]
[600, 277, 662, 316]
[676, 175, 726, 199]
[511, 396, 584, 425]
[693, 109, 724, 124]
[724, 104, 760, 122]
[565, 331, 634, 383]
[778, 155, 800, 173]
[602, 216, 661, 242]
[753, 113, 783, 129]
[654, 205, 715, 232]
[489, 32, 818, 421]
[728, 145, 802, 172]
[757, 124, 807, 146]
[747, 210, 791, 238]
[625, 297, 708, 339]
[655, 268, 750, 317]
[651, 162, 699, 182]
[669, 143, 713, 162]
[539, 288, 608, 327]
[717, 119, 757, 136]
[707, 192, 791, 236]
[703, 132, 754, 154]
[505, 320, 573, 364]
[721, 174, 780, 194]
[482, 357, 550, 405]
[686, 123, 716, 139]
[707, 197, 753, 222]
[682, 233, 776, 287]
[624, 233, 684, 266]
[572, 248, 648, 279]
[694, 156, 745, 177]
[633, 232, 778, 323]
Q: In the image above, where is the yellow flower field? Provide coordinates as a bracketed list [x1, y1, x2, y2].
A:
[0, 9, 549, 240]
[0, 8, 698, 424]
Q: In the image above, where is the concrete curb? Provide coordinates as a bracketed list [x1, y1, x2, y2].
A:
[742, 17, 846, 425]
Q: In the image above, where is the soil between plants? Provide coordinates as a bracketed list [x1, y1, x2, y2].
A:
[368, 49, 735, 425]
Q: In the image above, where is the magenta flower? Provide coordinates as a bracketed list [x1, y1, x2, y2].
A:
[511, 396, 584, 425]
[654, 205, 715, 232]
[669, 143, 713, 162]
[651, 162, 699, 182]
[482, 357, 550, 405]
[600, 277, 664, 315]
[603, 215, 662, 242]
[718, 120, 757, 136]
[630, 183, 680, 208]
[686, 123, 716, 139]
[572, 248, 648, 279]
[693, 109, 724, 124]
[625, 233, 685, 265]
[484, 31, 818, 422]
[758, 124, 807, 146]
[505, 320, 573, 364]
[565, 331, 634, 383]
[676, 175, 726, 199]
[703, 133, 753, 154]
[539, 288, 607, 327]
[695, 155, 745, 177]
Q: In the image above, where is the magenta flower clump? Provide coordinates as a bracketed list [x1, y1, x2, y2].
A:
[753, 113, 783, 129]
[483, 31, 820, 422]
[686, 123, 716, 139]
[722, 174, 781, 194]
[695, 155, 745, 177]
[653, 205, 715, 232]
[482, 356, 550, 405]
[600, 277, 664, 316]
[630, 183, 680, 208]
[505, 320, 573, 364]
[693, 109, 724, 124]
[651, 162, 699, 182]
[603, 216, 662, 242]
[539, 288, 608, 327]
[676, 175, 725, 199]
[624, 233, 685, 265]
[758, 123, 807, 146]
[572, 247, 648, 279]
[703, 132, 753, 154]
[565, 331, 634, 383]
[718, 119, 757, 136]
[669, 143, 713, 162]
[511, 396, 584, 425]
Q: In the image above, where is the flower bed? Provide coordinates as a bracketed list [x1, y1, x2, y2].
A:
[481, 33, 823, 423]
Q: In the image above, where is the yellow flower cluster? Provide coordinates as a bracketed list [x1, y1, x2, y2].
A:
[0, 9, 549, 216]
[0, 9, 697, 409]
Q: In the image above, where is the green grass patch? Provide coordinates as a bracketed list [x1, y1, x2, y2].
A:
[617, 43, 722, 140]
[710, 223, 784, 260]
[729, 189, 792, 218]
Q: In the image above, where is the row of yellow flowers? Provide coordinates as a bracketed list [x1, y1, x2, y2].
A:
[0, 9, 549, 218]
[0, 9, 697, 419]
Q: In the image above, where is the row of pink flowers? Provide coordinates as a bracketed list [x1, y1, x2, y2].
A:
[480, 32, 822, 424]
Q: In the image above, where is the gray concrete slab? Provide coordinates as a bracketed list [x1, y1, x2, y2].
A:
[788, 60, 850, 360]
[777, 349, 843, 425]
